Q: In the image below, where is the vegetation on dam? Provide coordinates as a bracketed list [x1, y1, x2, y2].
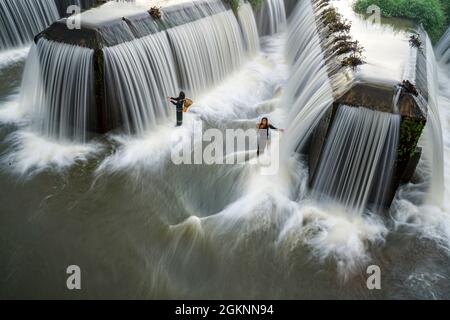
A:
[225, 0, 264, 12]
[354, 0, 450, 41]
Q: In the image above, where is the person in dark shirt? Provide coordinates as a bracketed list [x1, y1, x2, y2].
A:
[167, 91, 186, 126]
[257, 117, 284, 156]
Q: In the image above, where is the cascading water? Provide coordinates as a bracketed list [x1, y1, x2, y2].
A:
[166, 10, 246, 95]
[21, 39, 94, 142]
[281, 0, 444, 212]
[0, 0, 100, 51]
[436, 26, 450, 63]
[87, 0, 232, 47]
[417, 36, 445, 204]
[280, 0, 338, 156]
[237, 2, 260, 54]
[21, 0, 259, 140]
[312, 105, 400, 214]
[0, 0, 59, 50]
[255, 0, 287, 36]
[103, 32, 179, 135]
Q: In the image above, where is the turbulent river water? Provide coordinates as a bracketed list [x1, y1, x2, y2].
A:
[0, 0, 450, 299]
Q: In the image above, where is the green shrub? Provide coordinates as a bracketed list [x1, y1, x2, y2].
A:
[441, 0, 450, 23]
[224, 0, 264, 12]
[398, 116, 426, 162]
[248, 0, 264, 9]
[354, 0, 447, 41]
[224, 0, 240, 12]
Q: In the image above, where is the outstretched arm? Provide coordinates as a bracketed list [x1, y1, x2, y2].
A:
[167, 96, 181, 106]
[269, 125, 284, 132]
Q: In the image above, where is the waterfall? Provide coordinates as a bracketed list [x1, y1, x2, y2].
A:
[280, 0, 336, 156]
[312, 105, 400, 214]
[417, 35, 445, 204]
[104, 31, 179, 135]
[20, 1, 259, 140]
[166, 10, 246, 96]
[255, 0, 287, 36]
[91, 0, 230, 47]
[0, 0, 101, 51]
[0, 0, 59, 50]
[278, 0, 445, 213]
[105, 5, 253, 135]
[436, 26, 450, 64]
[283, 0, 297, 17]
[20, 39, 94, 142]
[237, 2, 260, 54]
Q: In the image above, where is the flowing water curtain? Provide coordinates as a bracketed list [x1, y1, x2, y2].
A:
[104, 8, 249, 135]
[412, 30, 445, 204]
[102, 0, 258, 136]
[237, 3, 260, 54]
[97, 20, 137, 47]
[16, 0, 260, 141]
[280, 0, 335, 157]
[312, 105, 400, 214]
[126, 0, 232, 37]
[283, 0, 297, 17]
[436, 26, 450, 64]
[161, 0, 226, 27]
[0, 0, 106, 51]
[416, 35, 445, 204]
[103, 32, 179, 135]
[0, 0, 60, 50]
[20, 39, 94, 143]
[254, 0, 287, 36]
[166, 10, 246, 97]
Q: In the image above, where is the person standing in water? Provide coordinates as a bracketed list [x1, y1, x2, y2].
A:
[167, 91, 186, 126]
[257, 117, 284, 156]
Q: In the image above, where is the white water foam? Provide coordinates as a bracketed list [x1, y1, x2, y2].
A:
[97, 34, 288, 176]
[0, 47, 30, 69]
[391, 50, 450, 251]
[0, 94, 27, 124]
[0, 130, 101, 178]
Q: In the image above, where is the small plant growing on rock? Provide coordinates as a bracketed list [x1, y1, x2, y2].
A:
[316, 0, 331, 8]
[322, 8, 352, 37]
[328, 18, 352, 35]
[224, 0, 240, 12]
[332, 34, 352, 43]
[400, 80, 419, 97]
[248, 0, 263, 9]
[321, 4, 366, 70]
[322, 8, 342, 25]
[149, 6, 161, 19]
[398, 116, 426, 162]
[341, 52, 365, 70]
[409, 34, 423, 51]
[317, 2, 331, 11]
[333, 40, 364, 56]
